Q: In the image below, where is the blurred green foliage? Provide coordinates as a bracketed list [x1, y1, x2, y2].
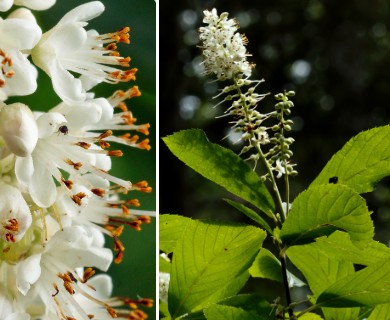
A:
[4, 0, 155, 318]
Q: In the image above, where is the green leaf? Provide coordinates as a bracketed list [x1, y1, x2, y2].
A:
[298, 314, 324, 320]
[168, 219, 266, 318]
[216, 294, 274, 317]
[280, 184, 373, 247]
[159, 301, 170, 319]
[368, 304, 390, 319]
[287, 243, 360, 320]
[249, 249, 305, 287]
[159, 256, 171, 273]
[249, 248, 282, 282]
[312, 231, 390, 266]
[204, 305, 263, 320]
[159, 214, 191, 253]
[311, 126, 390, 193]
[163, 129, 275, 217]
[317, 257, 390, 307]
[224, 198, 273, 234]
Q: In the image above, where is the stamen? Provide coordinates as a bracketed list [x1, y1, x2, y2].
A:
[82, 268, 96, 283]
[61, 177, 74, 190]
[5, 233, 15, 242]
[65, 159, 83, 170]
[72, 192, 87, 206]
[132, 181, 152, 193]
[76, 142, 92, 149]
[4, 218, 18, 231]
[91, 188, 105, 197]
[107, 150, 123, 157]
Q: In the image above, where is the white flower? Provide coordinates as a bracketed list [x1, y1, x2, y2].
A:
[159, 272, 170, 303]
[0, 290, 13, 319]
[0, 0, 55, 12]
[14, 0, 55, 11]
[14, 226, 115, 319]
[31, 1, 137, 104]
[199, 8, 252, 80]
[0, 102, 38, 157]
[273, 159, 286, 179]
[0, 0, 13, 12]
[0, 182, 31, 243]
[14, 106, 132, 208]
[55, 174, 154, 263]
[0, 14, 41, 100]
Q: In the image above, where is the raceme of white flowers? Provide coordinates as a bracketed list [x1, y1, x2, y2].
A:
[199, 9, 297, 179]
[0, 1, 154, 319]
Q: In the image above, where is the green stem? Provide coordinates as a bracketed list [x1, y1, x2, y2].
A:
[233, 77, 294, 318]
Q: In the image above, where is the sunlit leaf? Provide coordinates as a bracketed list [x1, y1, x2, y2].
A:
[168, 219, 266, 318]
[163, 129, 275, 217]
[312, 231, 390, 266]
[311, 126, 390, 193]
[317, 257, 390, 307]
[287, 243, 360, 319]
[159, 214, 191, 253]
[368, 304, 390, 319]
[224, 198, 272, 234]
[280, 184, 373, 247]
[204, 305, 264, 320]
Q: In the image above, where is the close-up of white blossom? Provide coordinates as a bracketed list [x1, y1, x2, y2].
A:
[0, 1, 155, 319]
[199, 8, 253, 80]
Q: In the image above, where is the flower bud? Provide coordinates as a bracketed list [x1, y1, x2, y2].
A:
[0, 103, 38, 157]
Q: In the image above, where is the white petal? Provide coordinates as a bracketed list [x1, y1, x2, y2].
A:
[6, 313, 31, 320]
[49, 226, 113, 271]
[0, 182, 32, 242]
[48, 23, 87, 54]
[0, 0, 13, 12]
[50, 100, 102, 131]
[86, 274, 112, 299]
[59, 1, 104, 25]
[15, 155, 33, 186]
[95, 153, 112, 171]
[0, 103, 38, 157]
[36, 112, 66, 138]
[7, 8, 37, 22]
[0, 290, 13, 318]
[0, 19, 41, 50]
[2, 52, 38, 97]
[14, 0, 56, 10]
[50, 59, 86, 103]
[29, 156, 57, 208]
[16, 254, 42, 295]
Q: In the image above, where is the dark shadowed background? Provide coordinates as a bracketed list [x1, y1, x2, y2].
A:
[159, 0, 390, 309]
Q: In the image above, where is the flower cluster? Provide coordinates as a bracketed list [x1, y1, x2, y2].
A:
[0, 1, 153, 319]
[199, 8, 253, 80]
[199, 9, 297, 179]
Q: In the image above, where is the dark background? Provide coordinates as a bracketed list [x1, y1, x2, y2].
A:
[5, 1, 156, 318]
[159, 0, 390, 309]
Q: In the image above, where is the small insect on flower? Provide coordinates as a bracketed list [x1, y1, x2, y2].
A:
[58, 125, 69, 135]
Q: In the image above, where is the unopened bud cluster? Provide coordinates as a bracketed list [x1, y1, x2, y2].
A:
[199, 9, 297, 179]
[266, 91, 298, 179]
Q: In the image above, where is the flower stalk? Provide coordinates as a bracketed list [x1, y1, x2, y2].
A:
[199, 8, 298, 318]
